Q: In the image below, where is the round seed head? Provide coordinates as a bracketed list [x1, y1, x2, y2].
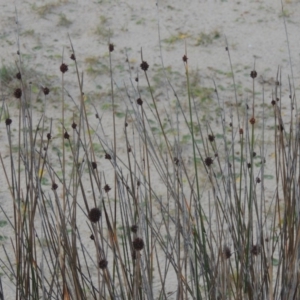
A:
[70, 53, 76, 61]
[239, 128, 244, 135]
[71, 122, 77, 129]
[204, 157, 213, 167]
[91, 162, 97, 169]
[249, 117, 255, 125]
[131, 225, 138, 233]
[250, 70, 257, 79]
[133, 237, 144, 251]
[52, 183, 58, 190]
[5, 118, 12, 126]
[208, 134, 215, 142]
[89, 208, 101, 223]
[223, 246, 231, 259]
[99, 259, 108, 269]
[109, 43, 114, 52]
[14, 88, 22, 99]
[105, 153, 111, 160]
[137, 98, 143, 106]
[140, 61, 149, 71]
[43, 87, 50, 95]
[47, 133, 51, 140]
[256, 177, 261, 183]
[104, 184, 111, 193]
[90, 234, 94, 240]
[16, 72, 21, 80]
[60, 63, 68, 73]
[64, 132, 70, 139]
[182, 55, 188, 62]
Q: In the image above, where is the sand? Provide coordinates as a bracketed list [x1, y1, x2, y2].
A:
[1, 0, 300, 298]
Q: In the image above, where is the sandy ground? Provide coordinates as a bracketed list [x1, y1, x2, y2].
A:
[1, 0, 300, 298]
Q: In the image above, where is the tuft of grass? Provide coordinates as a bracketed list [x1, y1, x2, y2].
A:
[1, 4, 300, 300]
[195, 29, 221, 46]
[57, 13, 72, 27]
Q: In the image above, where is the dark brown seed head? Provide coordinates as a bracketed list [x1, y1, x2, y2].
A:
[52, 183, 58, 190]
[229, 122, 232, 127]
[99, 259, 108, 269]
[278, 124, 284, 131]
[43, 87, 50, 95]
[208, 134, 215, 142]
[133, 237, 144, 251]
[64, 132, 70, 139]
[256, 177, 261, 183]
[5, 118, 12, 126]
[131, 225, 138, 233]
[125, 122, 128, 127]
[60, 63, 68, 73]
[249, 117, 255, 125]
[71, 122, 77, 129]
[128, 147, 131, 153]
[91, 162, 97, 169]
[90, 234, 94, 240]
[89, 207, 101, 223]
[109, 43, 114, 52]
[250, 70, 257, 79]
[252, 152, 256, 157]
[174, 157, 179, 165]
[70, 53, 76, 61]
[251, 244, 261, 256]
[14, 88, 22, 99]
[95, 113, 99, 119]
[140, 61, 149, 71]
[239, 128, 244, 135]
[271, 100, 276, 106]
[225, 46, 228, 51]
[47, 133, 51, 140]
[247, 163, 251, 169]
[105, 153, 111, 160]
[16, 72, 21, 80]
[223, 246, 231, 259]
[205, 157, 213, 167]
[135, 77, 138, 82]
[137, 98, 143, 106]
[182, 54, 188, 63]
[104, 184, 111, 193]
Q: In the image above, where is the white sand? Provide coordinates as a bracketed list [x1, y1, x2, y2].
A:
[1, 0, 300, 298]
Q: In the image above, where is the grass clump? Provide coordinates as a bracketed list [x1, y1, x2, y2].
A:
[1, 5, 300, 300]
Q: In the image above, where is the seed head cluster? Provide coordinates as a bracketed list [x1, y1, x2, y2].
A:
[133, 237, 144, 251]
[89, 208, 101, 223]
[140, 61, 149, 71]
